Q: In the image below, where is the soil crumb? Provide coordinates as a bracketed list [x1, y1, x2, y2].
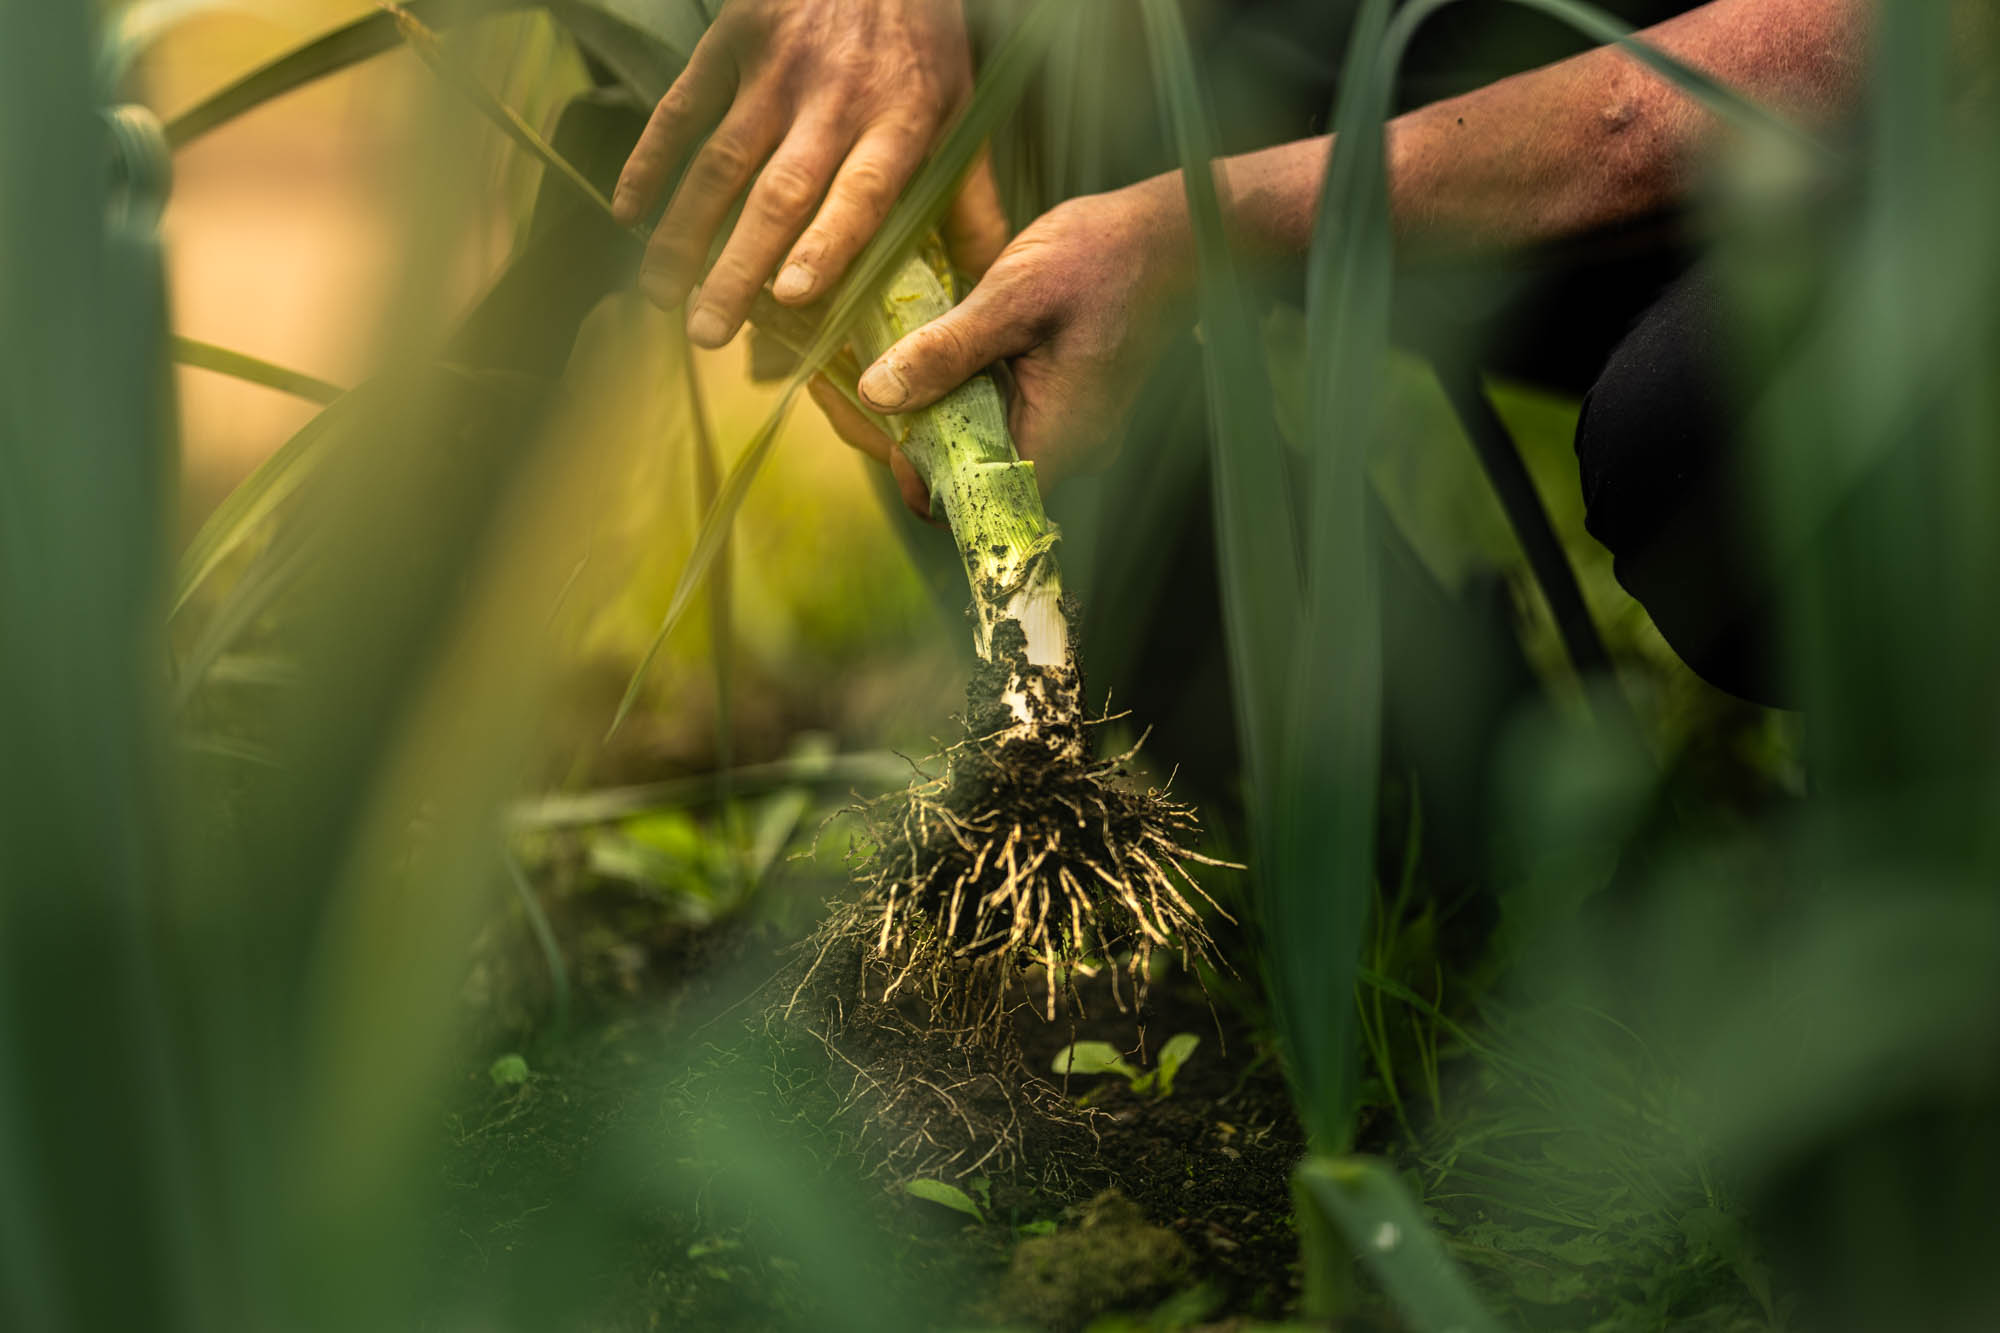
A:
[993, 1190, 1192, 1330]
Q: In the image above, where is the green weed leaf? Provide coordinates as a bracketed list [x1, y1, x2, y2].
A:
[1051, 1041, 1137, 1081]
[904, 1178, 984, 1224]
[1153, 1033, 1201, 1100]
[488, 1053, 530, 1086]
[1295, 1156, 1501, 1331]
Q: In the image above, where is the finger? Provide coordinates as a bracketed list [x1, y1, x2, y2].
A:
[612, 33, 735, 227]
[772, 118, 930, 306]
[638, 100, 783, 311]
[806, 375, 894, 465]
[942, 150, 1009, 282]
[856, 276, 1042, 416]
[686, 116, 851, 347]
[889, 447, 935, 522]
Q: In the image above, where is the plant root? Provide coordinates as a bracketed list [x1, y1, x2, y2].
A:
[850, 713, 1236, 1036]
[770, 900, 1102, 1186]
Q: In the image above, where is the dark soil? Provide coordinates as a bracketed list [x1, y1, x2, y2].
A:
[993, 969, 1308, 1326]
[434, 903, 1309, 1332]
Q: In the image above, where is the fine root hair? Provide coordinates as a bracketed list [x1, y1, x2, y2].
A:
[850, 721, 1236, 1032]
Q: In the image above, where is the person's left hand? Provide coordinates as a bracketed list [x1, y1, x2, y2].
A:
[612, 0, 1007, 349]
[809, 177, 1197, 518]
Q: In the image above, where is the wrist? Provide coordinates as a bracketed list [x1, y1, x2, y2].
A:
[1122, 171, 1201, 305]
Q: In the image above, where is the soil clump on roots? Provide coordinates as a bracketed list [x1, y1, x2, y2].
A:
[862, 614, 1231, 1027]
[767, 627, 1234, 1186]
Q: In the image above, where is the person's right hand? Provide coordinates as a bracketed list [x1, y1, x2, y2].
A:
[612, 0, 1007, 350]
[810, 176, 1196, 517]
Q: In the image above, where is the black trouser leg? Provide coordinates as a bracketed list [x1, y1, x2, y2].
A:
[1572, 267, 1788, 707]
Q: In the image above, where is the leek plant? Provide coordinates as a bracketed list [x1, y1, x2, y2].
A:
[836, 242, 1225, 1024]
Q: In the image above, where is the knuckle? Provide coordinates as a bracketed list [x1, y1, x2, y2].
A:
[902, 68, 942, 112]
[645, 233, 696, 277]
[756, 160, 820, 223]
[840, 158, 897, 208]
[658, 84, 698, 122]
[920, 320, 972, 373]
[694, 137, 754, 190]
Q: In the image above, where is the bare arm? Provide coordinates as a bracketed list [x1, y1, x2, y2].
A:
[1212, 0, 1870, 260]
[834, 0, 1873, 509]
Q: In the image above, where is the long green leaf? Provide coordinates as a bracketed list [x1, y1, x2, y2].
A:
[389, 5, 622, 220]
[163, 0, 710, 150]
[163, 0, 523, 148]
[172, 389, 361, 616]
[0, 5, 187, 1326]
[175, 92, 640, 649]
[680, 331, 739, 883]
[545, 0, 700, 104]
[173, 334, 345, 404]
[607, 0, 1068, 736]
[1135, 0, 1304, 806]
[1295, 1157, 1504, 1331]
[506, 750, 912, 828]
[100, 0, 254, 91]
[173, 513, 318, 708]
[1269, 0, 1395, 1150]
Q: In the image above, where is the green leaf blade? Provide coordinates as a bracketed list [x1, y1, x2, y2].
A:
[904, 1178, 985, 1224]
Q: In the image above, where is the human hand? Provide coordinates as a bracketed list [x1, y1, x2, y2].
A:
[812, 177, 1194, 517]
[613, 0, 1008, 349]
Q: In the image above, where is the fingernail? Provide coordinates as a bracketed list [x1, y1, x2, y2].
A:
[686, 306, 732, 348]
[772, 262, 814, 303]
[610, 186, 632, 225]
[859, 361, 908, 411]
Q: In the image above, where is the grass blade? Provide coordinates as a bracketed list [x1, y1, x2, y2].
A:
[1135, 0, 1303, 802]
[1267, 0, 1395, 1150]
[100, 0, 254, 91]
[177, 89, 645, 626]
[387, 4, 622, 221]
[163, 0, 712, 150]
[173, 334, 344, 405]
[0, 6, 188, 1325]
[172, 388, 361, 617]
[506, 750, 913, 828]
[545, 0, 702, 104]
[680, 332, 740, 883]
[163, 0, 522, 148]
[1295, 1157, 1504, 1331]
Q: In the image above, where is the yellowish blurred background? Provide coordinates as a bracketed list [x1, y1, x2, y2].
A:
[142, 2, 958, 770]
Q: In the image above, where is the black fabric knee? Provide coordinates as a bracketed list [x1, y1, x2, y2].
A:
[1574, 269, 1789, 706]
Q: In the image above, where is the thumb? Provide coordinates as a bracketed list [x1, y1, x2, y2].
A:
[857, 278, 1037, 416]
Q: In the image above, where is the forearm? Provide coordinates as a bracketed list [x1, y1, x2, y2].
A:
[1146, 0, 1871, 264]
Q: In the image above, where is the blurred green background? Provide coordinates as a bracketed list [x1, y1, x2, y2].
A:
[4, 2, 1996, 1331]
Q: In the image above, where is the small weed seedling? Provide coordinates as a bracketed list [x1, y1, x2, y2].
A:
[904, 1178, 986, 1224]
[1051, 1034, 1201, 1105]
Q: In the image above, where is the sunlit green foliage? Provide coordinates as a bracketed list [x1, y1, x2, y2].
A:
[5, 2, 1999, 1330]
